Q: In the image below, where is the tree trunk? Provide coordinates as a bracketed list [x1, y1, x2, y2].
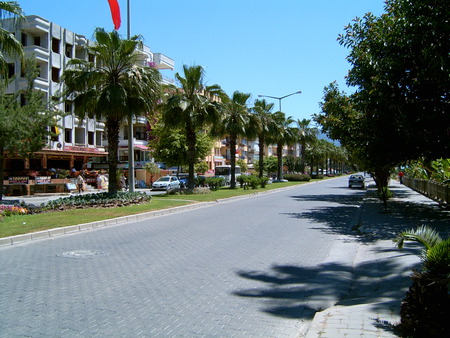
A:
[186, 125, 197, 191]
[0, 145, 4, 201]
[258, 135, 265, 178]
[107, 117, 120, 194]
[277, 142, 283, 180]
[229, 136, 237, 189]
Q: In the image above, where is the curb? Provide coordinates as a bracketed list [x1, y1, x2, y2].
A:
[0, 182, 314, 248]
[0, 201, 214, 247]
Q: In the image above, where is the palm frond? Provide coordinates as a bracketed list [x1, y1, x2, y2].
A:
[394, 225, 443, 251]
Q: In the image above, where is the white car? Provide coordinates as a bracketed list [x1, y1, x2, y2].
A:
[152, 176, 180, 191]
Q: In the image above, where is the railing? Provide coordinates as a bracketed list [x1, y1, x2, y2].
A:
[403, 177, 449, 205]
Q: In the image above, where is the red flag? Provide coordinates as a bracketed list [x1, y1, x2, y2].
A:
[107, 0, 121, 30]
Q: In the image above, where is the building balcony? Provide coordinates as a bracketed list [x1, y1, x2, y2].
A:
[22, 15, 50, 34]
[153, 53, 175, 70]
[24, 45, 49, 61]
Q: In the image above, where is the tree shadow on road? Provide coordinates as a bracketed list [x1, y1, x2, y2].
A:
[233, 185, 447, 335]
[284, 189, 449, 242]
[233, 245, 420, 323]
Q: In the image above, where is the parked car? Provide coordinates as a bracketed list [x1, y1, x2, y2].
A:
[152, 176, 180, 191]
[177, 173, 191, 188]
[348, 174, 365, 188]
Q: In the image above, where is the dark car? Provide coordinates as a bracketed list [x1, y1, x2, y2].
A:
[348, 174, 365, 188]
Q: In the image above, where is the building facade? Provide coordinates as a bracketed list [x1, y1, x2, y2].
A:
[3, 15, 174, 178]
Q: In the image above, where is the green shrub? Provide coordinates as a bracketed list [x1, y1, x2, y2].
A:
[311, 174, 324, 179]
[205, 177, 225, 191]
[259, 176, 270, 188]
[42, 191, 152, 211]
[237, 175, 260, 189]
[283, 174, 311, 182]
[395, 226, 450, 336]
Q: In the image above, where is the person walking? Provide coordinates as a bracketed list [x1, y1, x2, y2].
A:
[76, 174, 85, 193]
[399, 171, 404, 184]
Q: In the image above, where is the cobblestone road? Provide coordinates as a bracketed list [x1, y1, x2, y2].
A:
[0, 177, 365, 337]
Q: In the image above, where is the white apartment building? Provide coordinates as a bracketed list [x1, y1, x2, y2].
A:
[3, 15, 174, 175]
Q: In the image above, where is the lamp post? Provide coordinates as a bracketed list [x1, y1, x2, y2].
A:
[258, 90, 302, 112]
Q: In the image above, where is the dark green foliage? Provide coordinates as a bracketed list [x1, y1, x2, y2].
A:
[237, 175, 268, 189]
[399, 272, 450, 337]
[395, 225, 450, 336]
[41, 192, 152, 211]
[283, 174, 311, 181]
[205, 177, 225, 191]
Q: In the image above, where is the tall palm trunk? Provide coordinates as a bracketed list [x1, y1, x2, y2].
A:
[277, 142, 283, 180]
[258, 135, 265, 178]
[0, 145, 4, 201]
[106, 117, 120, 194]
[229, 135, 237, 189]
[186, 123, 197, 191]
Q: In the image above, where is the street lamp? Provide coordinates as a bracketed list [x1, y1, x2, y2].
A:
[258, 90, 302, 112]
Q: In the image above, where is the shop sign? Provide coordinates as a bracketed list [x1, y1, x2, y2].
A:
[8, 176, 29, 185]
[64, 145, 105, 154]
[36, 176, 52, 184]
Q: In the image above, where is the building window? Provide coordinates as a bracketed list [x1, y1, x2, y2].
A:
[96, 131, 102, 146]
[7, 63, 15, 78]
[88, 53, 95, 63]
[134, 126, 147, 140]
[88, 132, 94, 145]
[50, 126, 59, 141]
[65, 43, 73, 58]
[51, 67, 60, 83]
[65, 129, 72, 143]
[34, 36, 41, 47]
[52, 38, 60, 53]
[21, 32, 27, 46]
[65, 101, 73, 113]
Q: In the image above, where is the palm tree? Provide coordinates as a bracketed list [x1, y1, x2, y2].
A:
[214, 90, 251, 188]
[297, 118, 318, 173]
[162, 65, 221, 190]
[271, 111, 296, 180]
[251, 99, 275, 178]
[0, 1, 24, 83]
[62, 28, 162, 194]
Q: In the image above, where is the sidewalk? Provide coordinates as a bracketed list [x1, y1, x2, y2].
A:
[305, 180, 449, 337]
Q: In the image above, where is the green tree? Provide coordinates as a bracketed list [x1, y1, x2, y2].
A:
[0, 57, 59, 200]
[0, 1, 24, 84]
[214, 90, 252, 188]
[251, 99, 275, 178]
[161, 65, 221, 190]
[253, 156, 278, 178]
[143, 162, 160, 185]
[317, 0, 450, 195]
[271, 111, 296, 180]
[236, 159, 248, 173]
[296, 118, 318, 173]
[149, 124, 213, 169]
[194, 161, 209, 175]
[62, 28, 162, 194]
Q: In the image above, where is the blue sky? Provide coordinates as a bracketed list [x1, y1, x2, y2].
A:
[20, 0, 385, 122]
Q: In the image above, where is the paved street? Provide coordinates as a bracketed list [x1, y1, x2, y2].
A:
[0, 177, 367, 337]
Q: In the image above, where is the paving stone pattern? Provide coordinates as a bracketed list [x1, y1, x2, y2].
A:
[0, 178, 376, 337]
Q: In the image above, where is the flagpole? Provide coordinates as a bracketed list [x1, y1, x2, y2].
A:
[126, 0, 135, 192]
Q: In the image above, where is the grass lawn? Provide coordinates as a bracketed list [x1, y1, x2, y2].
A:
[0, 199, 192, 238]
[0, 180, 320, 238]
